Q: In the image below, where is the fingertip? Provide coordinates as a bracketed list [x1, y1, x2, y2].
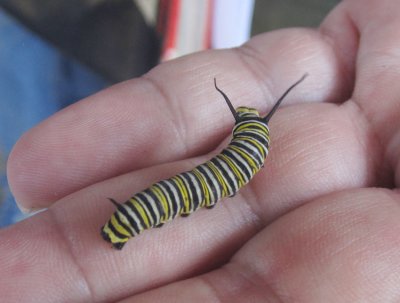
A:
[7, 128, 67, 209]
[7, 134, 38, 208]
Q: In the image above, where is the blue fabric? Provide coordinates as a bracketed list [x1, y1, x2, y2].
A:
[0, 9, 108, 227]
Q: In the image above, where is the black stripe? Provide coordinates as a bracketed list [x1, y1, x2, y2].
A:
[122, 202, 141, 234]
[143, 189, 165, 222]
[115, 209, 134, 236]
[169, 177, 186, 212]
[189, 170, 206, 207]
[233, 120, 269, 133]
[234, 134, 268, 162]
[197, 165, 217, 203]
[221, 148, 251, 181]
[229, 140, 264, 165]
[175, 174, 191, 213]
[134, 197, 155, 227]
[234, 132, 269, 151]
[135, 193, 158, 224]
[126, 196, 147, 232]
[223, 148, 252, 180]
[231, 142, 267, 160]
[101, 226, 111, 242]
[108, 219, 128, 239]
[205, 161, 225, 202]
[157, 181, 179, 219]
[181, 172, 201, 211]
[210, 157, 237, 196]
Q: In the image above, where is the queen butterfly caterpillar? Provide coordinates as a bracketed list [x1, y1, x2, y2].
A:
[101, 74, 308, 249]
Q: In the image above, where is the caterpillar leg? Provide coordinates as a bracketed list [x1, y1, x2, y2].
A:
[205, 205, 215, 209]
[155, 223, 164, 228]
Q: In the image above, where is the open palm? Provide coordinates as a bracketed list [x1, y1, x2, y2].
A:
[3, 0, 400, 302]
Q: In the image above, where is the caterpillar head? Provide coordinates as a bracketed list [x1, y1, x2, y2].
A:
[235, 106, 260, 119]
[214, 74, 308, 124]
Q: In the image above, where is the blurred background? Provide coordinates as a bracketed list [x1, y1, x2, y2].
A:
[0, 0, 340, 227]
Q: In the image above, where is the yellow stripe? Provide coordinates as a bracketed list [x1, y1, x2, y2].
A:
[156, 183, 174, 219]
[206, 161, 229, 197]
[236, 121, 269, 133]
[104, 224, 129, 245]
[229, 145, 258, 173]
[236, 107, 259, 115]
[103, 225, 120, 242]
[193, 168, 210, 207]
[150, 185, 169, 221]
[132, 199, 151, 228]
[232, 137, 267, 158]
[219, 153, 245, 187]
[137, 198, 155, 226]
[110, 216, 131, 237]
[117, 209, 134, 228]
[172, 176, 190, 214]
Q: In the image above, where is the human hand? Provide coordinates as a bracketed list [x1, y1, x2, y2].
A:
[3, 0, 400, 302]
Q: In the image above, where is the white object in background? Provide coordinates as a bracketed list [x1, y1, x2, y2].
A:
[176, 0, 211, 58]
[212, 0, 255, 49]
[134, 0, 159, 26]
[160, 0, 213, 61]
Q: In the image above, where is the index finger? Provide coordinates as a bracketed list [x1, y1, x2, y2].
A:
[7, 28, 346, 210]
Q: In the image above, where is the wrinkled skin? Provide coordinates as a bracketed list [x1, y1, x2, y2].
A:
[3, 0, 400, 302]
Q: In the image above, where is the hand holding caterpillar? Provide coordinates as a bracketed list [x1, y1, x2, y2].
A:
[101, 74, 307, 250]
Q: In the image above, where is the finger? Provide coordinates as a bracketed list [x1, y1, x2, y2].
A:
[0, 100, 383, 302]
[321, 0, 400, 186]
[0, 213, 92, 303]
[251, 100, 389, 222]
[0, 161, 263, 303]
[124, 188, 400, 302]
[8, 27, 348, 210]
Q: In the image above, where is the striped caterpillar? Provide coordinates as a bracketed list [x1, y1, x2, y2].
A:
[101, 74, 307, 249]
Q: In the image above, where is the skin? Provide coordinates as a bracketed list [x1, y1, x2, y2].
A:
[2, 0, 400, 301]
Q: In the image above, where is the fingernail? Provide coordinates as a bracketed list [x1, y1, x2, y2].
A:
[17, 203, 45, 214]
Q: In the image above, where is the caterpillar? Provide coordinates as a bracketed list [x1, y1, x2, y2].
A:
[101, 74, 307, 250]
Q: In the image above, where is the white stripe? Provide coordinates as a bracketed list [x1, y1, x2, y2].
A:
[186, 172, 203, 211]
[199, 164, 220, 203]
[239, 138, 265, 157]
[120, 203, 143, 235]
[179, 174, 194, 212]
[233, 139, 265, 166]
[133, 195, 156, 225]
[132, 196, 156, 226]
[225, 148, 252, 183]
[157, 181, 178, 219]
[137, 193, 161, 225]
[116, 209, 136, 236]
[163, 179, 183, 216]
[215, 157, 239, 195]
